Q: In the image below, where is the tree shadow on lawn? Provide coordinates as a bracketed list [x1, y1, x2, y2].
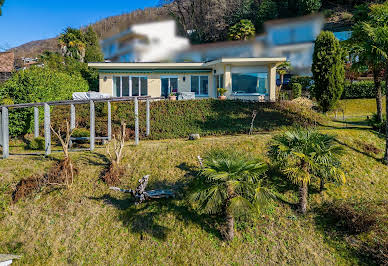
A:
[90, 176, 222, 241]
[334, 139, 382, 162]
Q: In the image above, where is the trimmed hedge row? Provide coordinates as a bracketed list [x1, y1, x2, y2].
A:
[342, 80, 386, 99]
[49, 99, 323, 140]
[289, 76, 386, 99]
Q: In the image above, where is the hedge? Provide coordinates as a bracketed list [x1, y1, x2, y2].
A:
[342, 80, 386, 99]
[48, 99, 324, 141]
[0, 67, 89, 136]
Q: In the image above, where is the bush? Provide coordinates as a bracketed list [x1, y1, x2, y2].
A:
[26, 137, 45, 150]
[72, 128, 90, 138]
[290, 76, 314, 92]
[312, 31, 345, 112]
[49, 99, 325, 141]
[342, 80, 386, 99]
[291, 83, 302, 99]
[0, 67, 89, 136]
[228, 19, 255, 41]
[297, 0, 321, 15]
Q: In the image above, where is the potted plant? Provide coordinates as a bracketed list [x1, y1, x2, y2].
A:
[168, 92, 177, 101]
[217, 88, 227, 100]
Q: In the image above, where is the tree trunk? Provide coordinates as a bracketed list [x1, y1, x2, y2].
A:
[225, 211, 234, 241]
[373, 70, 383, 123]
[384, 64, 388, 165]
[299, 182, 308, 214]
[320, 178, 325, 192]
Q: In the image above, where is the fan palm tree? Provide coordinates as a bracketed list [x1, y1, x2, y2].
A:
[276, 61, 292, 94]
[188, 150, 271, 241]
[268, 129, 346, 214]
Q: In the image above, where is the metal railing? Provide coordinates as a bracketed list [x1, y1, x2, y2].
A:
[0, 96, 163, 159]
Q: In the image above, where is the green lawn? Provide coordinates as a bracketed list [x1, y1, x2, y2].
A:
[329, 97, 386, 117]
[0, 125, 387, 264]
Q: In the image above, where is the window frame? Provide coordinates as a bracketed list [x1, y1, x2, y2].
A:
[113, 75, 148, 97]
[231, 72, 268, 96]
[191, 75, 209, 96]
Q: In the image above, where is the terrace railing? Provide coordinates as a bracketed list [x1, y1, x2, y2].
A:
[0, 96, 162, 159]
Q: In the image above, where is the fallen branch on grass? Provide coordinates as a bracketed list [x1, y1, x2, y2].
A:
[109, 175, 175, 204]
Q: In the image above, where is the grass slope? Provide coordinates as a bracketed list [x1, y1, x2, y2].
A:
[0, 126, 387, 264]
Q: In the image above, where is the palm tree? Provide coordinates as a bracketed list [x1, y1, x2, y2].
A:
[348, 23, 385, 122]
[360, 2, 388, 164]
[188, 150, 271, 241]
[276, 61, 292, 96]
[268, 129, 345, 214]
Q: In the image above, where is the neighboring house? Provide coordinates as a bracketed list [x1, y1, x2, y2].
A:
[262, 14, 325, 76]
[88, 57, 286, 102]
[174, 39, 264, 63]
[101, 20, 190, 62]
[175, 14, 324, 76]
[0, 52, 14, 83]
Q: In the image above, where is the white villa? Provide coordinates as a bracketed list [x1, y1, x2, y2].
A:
[101, 20, 189, 63]
[88, 57, 286, 101]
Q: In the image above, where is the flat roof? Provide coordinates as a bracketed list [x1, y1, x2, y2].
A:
[88, 57, 287, 70]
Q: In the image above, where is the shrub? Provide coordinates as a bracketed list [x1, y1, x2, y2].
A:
[297, 0, 321, 15]
[291, 83, 302, 99]
[228, 19, 255, 41]
[72, 128, 90, 138]
[0, 67, 89, 136]
[312, 31, 345, 112]
[26, 137, 45, 150]
[342, 80, 386, 99]
[290, 76, 314, 92]
[256, 0, 278, 29]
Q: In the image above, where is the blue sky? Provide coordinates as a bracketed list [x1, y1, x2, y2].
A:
[0, 0, 159, 50]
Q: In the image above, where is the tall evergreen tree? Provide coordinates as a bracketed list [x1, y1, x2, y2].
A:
[312, 31, 345, 112]
[84, 26, 104, 62]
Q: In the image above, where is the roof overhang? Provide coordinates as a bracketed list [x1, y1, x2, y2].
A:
[88, 57, 287, 71]
[204, 57, 287, 66]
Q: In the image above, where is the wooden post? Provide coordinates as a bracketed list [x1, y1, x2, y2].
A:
[1, 107, 9, 159]
[44, 103, 51, 156]
[34, 106, 39, 138]
[70, 104, 76, 130]
[90, 100, 95, 151]
[146, 98, 150, 137]
[107, 101, 112, 141]
[134, 97, 139, 145]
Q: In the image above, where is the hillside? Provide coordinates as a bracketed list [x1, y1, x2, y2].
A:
[0, 126, 387, 264]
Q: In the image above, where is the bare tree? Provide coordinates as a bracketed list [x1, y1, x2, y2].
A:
[49, 120, 76, 187]
[162, 0, 229, 42]
[103, 122, 127, 185]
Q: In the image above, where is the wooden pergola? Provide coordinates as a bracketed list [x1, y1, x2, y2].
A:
[0, 96, 162, 159]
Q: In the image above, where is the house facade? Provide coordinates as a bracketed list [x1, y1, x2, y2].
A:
[101, 20, 190, 62]
[0, 52, 14, 83]
[88, 57, 286, 101]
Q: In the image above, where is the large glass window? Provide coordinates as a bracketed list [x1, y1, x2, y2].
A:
[215, 74, 224, 89]
[232, 73, 268, 95]
[114, 76, 148, 97]
[191, 75, 208, 96]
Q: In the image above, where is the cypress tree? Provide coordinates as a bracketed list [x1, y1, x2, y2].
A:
[312, 31, 345, 113]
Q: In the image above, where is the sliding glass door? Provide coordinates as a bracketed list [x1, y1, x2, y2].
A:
[161, 76, 178, 97]
[114, 76, 148, 97]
